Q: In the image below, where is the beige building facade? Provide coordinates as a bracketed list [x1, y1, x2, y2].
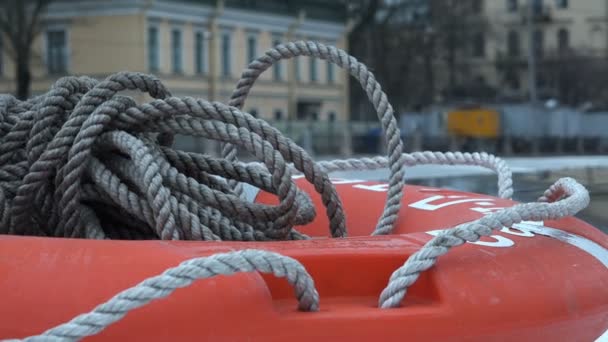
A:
[478, 0, 608, 98]
[0, 0, 349, 122]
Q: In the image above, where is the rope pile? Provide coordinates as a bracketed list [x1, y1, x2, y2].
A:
[0, 72, 325, 241]
[2, 41, 590, 341]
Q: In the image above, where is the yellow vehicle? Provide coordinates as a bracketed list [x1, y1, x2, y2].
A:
[446, 106, 500, 138]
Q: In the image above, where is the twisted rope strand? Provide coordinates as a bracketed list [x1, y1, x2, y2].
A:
[318, 151, 513, 199]
[226, 41, 406, 236]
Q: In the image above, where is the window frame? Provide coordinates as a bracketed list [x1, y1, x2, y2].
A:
[532, 0, 544, 16]
[147, 22, 161, 73]
[309, 56, 317, 83]
[246, 33, 257, 64]
[472, 0, 483, 14]
[44, 25, 70, 75]
[327, 60, 335, 84]
[507, 30, 520, 57]
[171, 27, 183, 74]
[194, 28, 208, 75]
[533, 29, 544, 59]
[0, 35, 4, 77]
[274, 109, 283, 121]
[472, 32, 486, 58]
[295, 57, 301, 82]
[328, 111, 337, 122]
[272, 35, 283, 81]
[557, 27, 569, 52]
[221, 30, 232, 78]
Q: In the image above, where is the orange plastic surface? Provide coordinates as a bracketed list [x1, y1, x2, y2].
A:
[1, 180, 607, 341]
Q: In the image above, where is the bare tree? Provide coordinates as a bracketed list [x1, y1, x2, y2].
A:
[344, 0, 382, 120]
[345, 0, 437, 118]
[428, 0, 490, 100]
[345, 0, 491, 119]
[544, 48, 608, 107]
[0, 0, 52, 99]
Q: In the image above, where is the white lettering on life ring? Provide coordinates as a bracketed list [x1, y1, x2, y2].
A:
[330, 178, 365, 185]
[409, 195, 496, 211]
[353, 183, 389, 192]
[426, 229, 515, 247]
[426, 221, 608, 268]
[501, 224, 535, 237]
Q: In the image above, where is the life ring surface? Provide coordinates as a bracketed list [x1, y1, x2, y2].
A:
[2, 179, 607, 341]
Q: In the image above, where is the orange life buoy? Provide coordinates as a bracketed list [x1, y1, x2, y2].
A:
[1, 178, 607, 341]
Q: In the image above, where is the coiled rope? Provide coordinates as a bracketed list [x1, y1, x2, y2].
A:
[2, 41, 589, 341]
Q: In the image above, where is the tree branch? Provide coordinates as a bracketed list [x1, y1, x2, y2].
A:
[26, 0, 51, 46]
[349, 0, 380, 39]
[0, 1, 18, 50]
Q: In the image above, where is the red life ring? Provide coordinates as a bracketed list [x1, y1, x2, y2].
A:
[1, 178, 607, 341]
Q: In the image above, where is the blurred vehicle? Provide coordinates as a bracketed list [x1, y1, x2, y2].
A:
[446, 105, 500, 139]
[399, 102, 608, 154]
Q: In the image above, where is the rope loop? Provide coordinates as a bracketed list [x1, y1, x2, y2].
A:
[226, 40, 406, 236]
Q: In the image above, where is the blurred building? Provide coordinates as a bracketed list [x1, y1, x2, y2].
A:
[0, 0, 349, 122]
[480, 0, 608, 100]
[373, 0, 608, 106]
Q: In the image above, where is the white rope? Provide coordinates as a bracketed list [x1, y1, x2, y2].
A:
[245, 151, 513, 199]
[318, 151, 513, 199]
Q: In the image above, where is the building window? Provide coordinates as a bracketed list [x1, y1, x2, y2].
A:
[506, 70, 520, 89]
[221, 32, 231, 78]
[472, 0, 483, 13]
[473, 32, 485, 57]
[247, 35, 257, 64]
[295, 57, 301, 81]
[556, 0, 568, 8]
[507, 0, 518, 12]
[148, 26, 160, 72]
[309, 57, 317, 82]
[558, 28, 569, 52]
[537, 73, 546, 88]
[195, 31, 206, 74]
[533, 29, 543, 59]
[328, 111, 336, 122]
[274, 109, 283, 121]
[532, 0, 543, 16]
[273, 37, 282, 81]
[507, 30, 520, 57]
[171, 29, 183, 74]
[327, 61, 335, 84]
[0, 35, 3, 76]
[511, 76, 520, 90]
[46, 29, 68, 74]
